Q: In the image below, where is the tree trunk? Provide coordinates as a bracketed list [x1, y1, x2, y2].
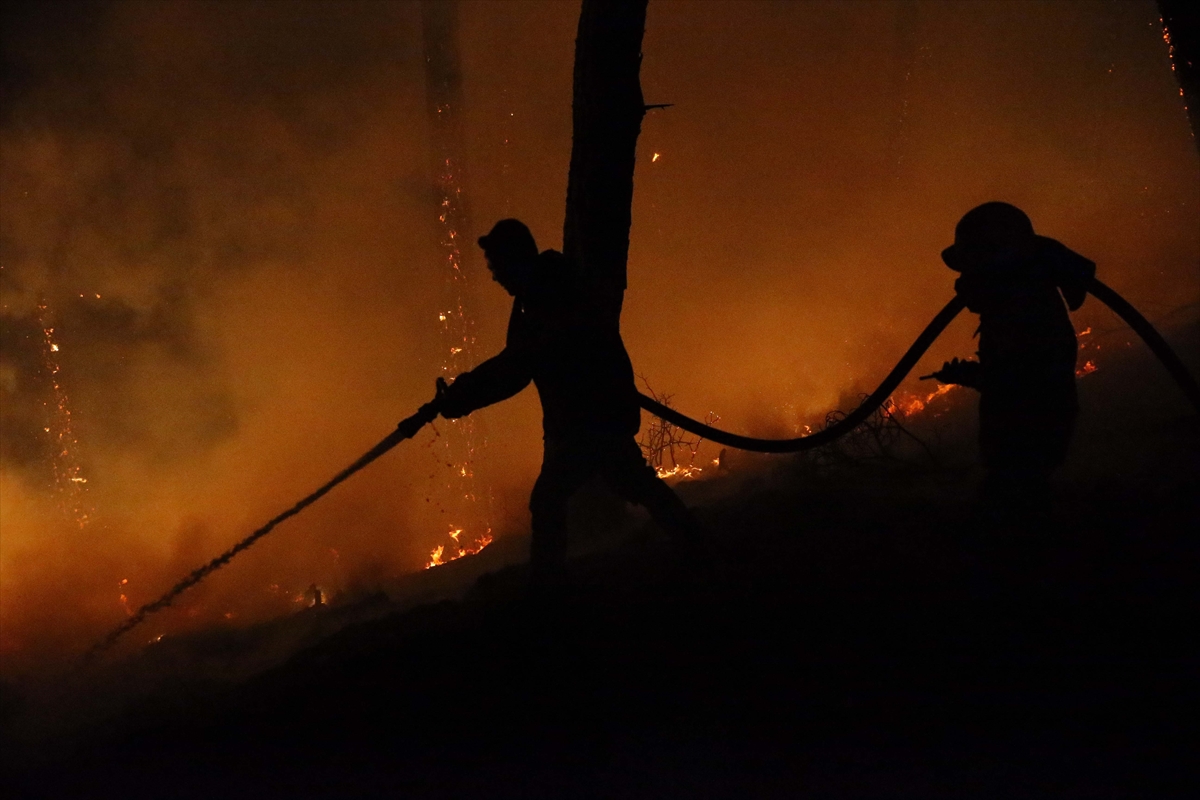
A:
[560, 0, 649, 540]
[562, 0, 649, 318]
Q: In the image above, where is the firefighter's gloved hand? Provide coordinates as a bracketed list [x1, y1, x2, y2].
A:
[437, 375, 472, 419]
[932, 357, 982, 388]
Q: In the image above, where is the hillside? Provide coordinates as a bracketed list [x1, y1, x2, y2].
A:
[4, 330, 1198, 799]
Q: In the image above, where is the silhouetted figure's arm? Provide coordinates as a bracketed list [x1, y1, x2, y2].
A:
[929, 357, 982, 389]
[440, 302, 532, 419]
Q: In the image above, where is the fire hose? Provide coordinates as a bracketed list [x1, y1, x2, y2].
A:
[88, 396, 443, 657]
[89, 277, 1198, 655]
[637, 277, 1200, 450]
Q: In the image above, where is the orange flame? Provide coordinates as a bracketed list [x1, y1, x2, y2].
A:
[896, 382, 956, 417]
[425, 526, 494, 569]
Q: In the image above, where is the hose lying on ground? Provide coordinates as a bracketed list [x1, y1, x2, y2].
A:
[637, 278, 1200, 451]
[88, 278, 1196, 655]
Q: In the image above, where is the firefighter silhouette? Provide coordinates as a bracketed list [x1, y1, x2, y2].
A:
[930, 202, 1095, 491]
[437, 219, 704, 586]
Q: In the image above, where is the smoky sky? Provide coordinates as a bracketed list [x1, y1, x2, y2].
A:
[1, 0, 1197, 668]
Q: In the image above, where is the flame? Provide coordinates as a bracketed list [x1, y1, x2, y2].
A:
[425, 526, 494, 569]
[1076, 326, 1101, 376]
[655, 464, 704, 480]
[896, 382, 956, 417]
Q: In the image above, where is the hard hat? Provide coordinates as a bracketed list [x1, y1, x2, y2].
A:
[478, 219, 537, 261]
[941, 202, 1036, 271]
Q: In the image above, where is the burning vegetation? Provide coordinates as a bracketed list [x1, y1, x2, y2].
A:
[0, 0, 1197, 675]
[425, 526, 494, 569]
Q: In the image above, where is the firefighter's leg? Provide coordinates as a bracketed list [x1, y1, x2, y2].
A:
[980, 407, 1073, 515]
[975, 407, 1068, 598]
[602, 438, 706, 546]
[529, 439, 594, 586]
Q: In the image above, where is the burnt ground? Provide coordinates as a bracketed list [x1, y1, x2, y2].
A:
[3, 335, 1199, 798]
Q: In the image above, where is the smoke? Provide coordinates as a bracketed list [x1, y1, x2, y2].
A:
[2, 0, 1198, 672]
[0, 0, 464, 670]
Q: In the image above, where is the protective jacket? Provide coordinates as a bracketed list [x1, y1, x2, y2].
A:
[440, 249, 641, 437]
[953, 237, 1095, 415]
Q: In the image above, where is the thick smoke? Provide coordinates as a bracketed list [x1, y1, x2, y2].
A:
[2, 0, 1197, 671]
[0, 0, 461, 669]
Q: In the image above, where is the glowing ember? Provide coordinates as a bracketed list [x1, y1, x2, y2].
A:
[1161, 18, 1189, 108]
[1076, 360, 1098, 377]
[118, 578, 133, 616]
[36, 298, 92, 528]
[428, 91, 491, 566]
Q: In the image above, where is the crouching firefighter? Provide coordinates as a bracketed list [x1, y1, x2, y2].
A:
[436, 219, 707, 589]
[929, 202, 1095, 502]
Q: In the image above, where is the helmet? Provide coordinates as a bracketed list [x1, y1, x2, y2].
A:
[941, 202, 1036, 271]
[478, 219, 537, 262]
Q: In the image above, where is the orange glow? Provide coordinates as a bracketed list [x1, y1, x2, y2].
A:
[1, 1, 1196, 675]
[118, 578, 133, 617]
[656, 464, 704, 480]
[896, 383, 957, 418]
[426, 526, 494, 569]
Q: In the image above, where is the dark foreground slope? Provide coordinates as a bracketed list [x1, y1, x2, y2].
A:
[5, 335, 1200, 799]
[8, 464, 1198, 797]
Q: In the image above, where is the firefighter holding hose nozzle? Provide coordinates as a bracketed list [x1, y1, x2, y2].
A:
[436, 219, 706, 591]
[929, 202, 1096, 502]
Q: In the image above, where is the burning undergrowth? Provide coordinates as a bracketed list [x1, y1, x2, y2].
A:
[2, 0, 1198, 709]
[3, 327, 1196, 795]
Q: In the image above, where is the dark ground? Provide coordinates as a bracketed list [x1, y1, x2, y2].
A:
[3, 334, 1198, 798]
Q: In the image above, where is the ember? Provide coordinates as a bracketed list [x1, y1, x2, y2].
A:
[36, 299, 91, 529]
